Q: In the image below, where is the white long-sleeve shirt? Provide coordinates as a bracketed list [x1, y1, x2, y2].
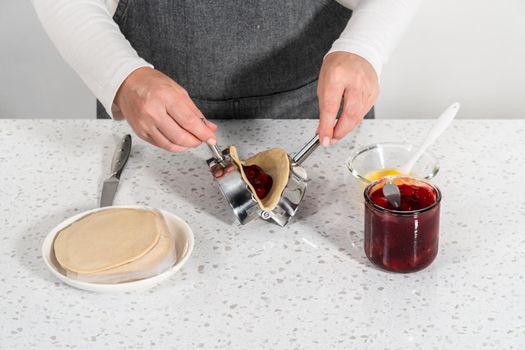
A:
[31, 0, 420, 118]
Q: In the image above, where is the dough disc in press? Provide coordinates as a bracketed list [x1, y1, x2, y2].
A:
[229, 146, 290, 211]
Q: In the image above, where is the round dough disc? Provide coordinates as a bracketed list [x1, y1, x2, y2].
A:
[66, 222, 176, 284]
[54, 208, 163, 273]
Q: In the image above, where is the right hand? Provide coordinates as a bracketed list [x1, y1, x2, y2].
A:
[114, 67, 217, 152]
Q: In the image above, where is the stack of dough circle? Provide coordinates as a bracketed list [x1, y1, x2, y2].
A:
[53, 208, 176, 284]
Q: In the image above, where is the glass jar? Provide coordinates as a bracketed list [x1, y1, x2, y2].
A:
[364, 176, 441, 273]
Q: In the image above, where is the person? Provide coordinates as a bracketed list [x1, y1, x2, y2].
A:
[32, 0, 420, 152]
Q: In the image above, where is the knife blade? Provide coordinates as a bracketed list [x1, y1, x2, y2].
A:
[100, 134, 132, 207]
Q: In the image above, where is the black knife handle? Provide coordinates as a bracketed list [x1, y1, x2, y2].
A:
[110, 134, 132, 179]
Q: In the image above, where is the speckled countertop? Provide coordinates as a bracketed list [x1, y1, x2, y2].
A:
[1, 119, 524, 349]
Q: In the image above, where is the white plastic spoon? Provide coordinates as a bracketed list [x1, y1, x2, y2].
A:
[399, 102, 461, 175]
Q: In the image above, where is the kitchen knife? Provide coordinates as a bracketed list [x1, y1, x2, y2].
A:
[100, 134, 132, 207]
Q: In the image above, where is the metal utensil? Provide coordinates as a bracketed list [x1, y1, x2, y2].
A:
[383, 181, 401, 209]
[208, 143, 228, 168]
[207, 134, 320, 226]
[100, 134, 132, 207]
[260, 135, 320, 226]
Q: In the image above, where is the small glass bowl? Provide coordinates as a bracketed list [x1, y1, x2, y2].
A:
[346, 142, 439, 184]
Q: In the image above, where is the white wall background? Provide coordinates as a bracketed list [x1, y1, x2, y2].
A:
[0, 0, 94, 118]
[1, 0, 525, 119]
[376, 0, 525, 119]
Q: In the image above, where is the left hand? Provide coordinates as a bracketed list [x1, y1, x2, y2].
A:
[317, 52, 379, 146]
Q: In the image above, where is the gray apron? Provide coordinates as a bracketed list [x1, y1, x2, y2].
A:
[97, 0, 374, 120]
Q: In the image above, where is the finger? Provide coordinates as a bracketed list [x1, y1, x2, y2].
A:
[157, 112, 202, 148]
[332, 114, 360, 142]
[148, 127, 188, 153]
[168, 99, 217, 144]
[173, 86, 218, 135]
[184, 95, 206, 120]
[317, 84, 344, 147]
[203, 119, 218, 131]
[333, 89, 365, 140]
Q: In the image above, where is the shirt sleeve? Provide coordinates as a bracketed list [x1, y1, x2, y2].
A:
[31, 0, 153, 119]
[331, 0, 422, 78]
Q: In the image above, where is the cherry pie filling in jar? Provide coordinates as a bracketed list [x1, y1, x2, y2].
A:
[364, 176, 442, 273]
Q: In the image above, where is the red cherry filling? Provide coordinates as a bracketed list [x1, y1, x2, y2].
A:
[370, 183, 437, 211]
[242, 164, 273, 199]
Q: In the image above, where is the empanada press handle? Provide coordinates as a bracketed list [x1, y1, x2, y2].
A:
[208, 143, 228, 167]
[202, 117, 228, 167]
[292, 134, 320, 165]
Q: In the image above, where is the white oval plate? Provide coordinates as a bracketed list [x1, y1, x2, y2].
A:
[42, 205, 194, 293]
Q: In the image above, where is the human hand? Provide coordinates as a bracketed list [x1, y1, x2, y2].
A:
[317, 52, 379, 146]
[115, 67, 217, 152]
